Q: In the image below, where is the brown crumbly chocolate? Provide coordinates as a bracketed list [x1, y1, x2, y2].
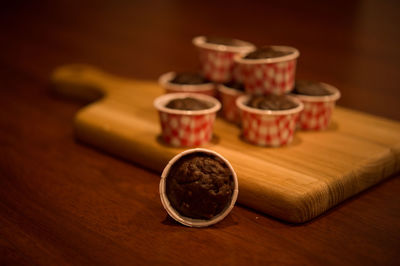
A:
[205, 36, 244, 47]
[166, 97, 212, 111]
[170, 73, 209, 85]
[247, 95, 298, 110]
[293, 80, 333, 96]
[244, 46, 291, 59]
[223, 81, 245, 92]
[166, 153, 234, 220]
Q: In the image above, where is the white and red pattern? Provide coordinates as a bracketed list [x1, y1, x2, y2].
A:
[240, 111, 299, 147]
[239, 59, 297, 95]
[198, 48, 237, 83]
[231, 63, 244, 83]
[193, 36, 255, 83]
[218, 86, 243, 124]
[158, 112, 216, 147]
[298, 101, 335, 130]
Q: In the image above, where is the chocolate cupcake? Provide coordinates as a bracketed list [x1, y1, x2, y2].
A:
[236, 94, 303, 147]
[160, 148, 239, 227]
[244, 46, 292, 59]
[166, 97, 213, 111]
[158, 72, 216, 96]
[218, 81, 245, 124]
[223, 81, 245, 92]
[234, 45, 300, 95]
[193, 36, 255, 83]
[170, 72, 210, 85]
[154, 93, 221, 147]
[291, 81, 341, 130]
[246, 95, 299, 111]
[293, 80, 333, 96]
[205, 36, 248, 47]
[166, 152, 234, 219]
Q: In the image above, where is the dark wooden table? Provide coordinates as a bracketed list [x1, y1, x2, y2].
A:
[1, 1, 399, 265]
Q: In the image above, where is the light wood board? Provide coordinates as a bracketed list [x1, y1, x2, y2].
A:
[52, 64, 400, 223]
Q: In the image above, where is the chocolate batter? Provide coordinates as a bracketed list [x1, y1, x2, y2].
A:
[293, 81, 333, 96]
[205, 36, 244, 46]
[244, 46, 291, 59]
[247, 95, 298, 110]
[170, 73, 209, 85]
[166, 97, 212, 111]
[223, 81, 245, 92]
[166, 153, 234, 219]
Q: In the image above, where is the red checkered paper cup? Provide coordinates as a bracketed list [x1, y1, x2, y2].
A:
[154, 93, 221, 147]
[292, 83, 341, 130]
[236, 95, 303, 147]
[192, 36, 255, 83]
[159, 148, 239, 227]
[218, 84, 244, 124]
[235, 46, 299, 95]
[158, 72, 216, 96]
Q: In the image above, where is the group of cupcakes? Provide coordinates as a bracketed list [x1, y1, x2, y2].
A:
[154, 35, 341, 148]
[154, 36, 341, 227]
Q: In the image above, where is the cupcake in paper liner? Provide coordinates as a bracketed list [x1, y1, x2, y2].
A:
[218, 81, 245, 124]
[193, 36, 255, 83]
[154, 93, 221, 147]
[160, 148, 239, 227]
[291, 81, 341, 130]
[158, 72, 216, 96]
[236, 94, 303, 147]
[235, 45, 299, 95]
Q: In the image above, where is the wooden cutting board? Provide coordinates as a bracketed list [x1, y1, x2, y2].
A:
[52, 64, 400, 223]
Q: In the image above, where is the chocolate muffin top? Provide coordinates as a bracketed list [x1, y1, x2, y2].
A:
[166, 153, 234, 219]
[244, 46, 291, 59]
[223, 81, 245, 92]
[170, 73, 209, 85]
[166, 97, 212, 111]
[247, 95, 298, 110]
[205, 36, 245, 47]
[293, 81, 333, 96]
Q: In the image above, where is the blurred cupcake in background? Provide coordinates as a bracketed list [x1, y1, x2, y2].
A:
[292, 80, 341, 130]
[235, 45, 299, 95]
[193, 36, 255, 83]
[218, 81, 245, 124]
[158, 72, 216, 96]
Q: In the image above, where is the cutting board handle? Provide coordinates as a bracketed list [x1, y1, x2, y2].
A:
[51, 64, 118, 101]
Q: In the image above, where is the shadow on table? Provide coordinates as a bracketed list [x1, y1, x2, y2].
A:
[161, 214, 238, 229]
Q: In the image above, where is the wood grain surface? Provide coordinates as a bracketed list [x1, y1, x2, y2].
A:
[52, 64, 400, 223]
[1, 0, 400, 265]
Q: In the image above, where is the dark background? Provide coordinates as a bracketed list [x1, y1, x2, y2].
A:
[1, 1, 399, 265]
[1, 0, 400, 119]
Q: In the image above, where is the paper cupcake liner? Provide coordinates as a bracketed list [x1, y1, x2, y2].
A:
[291, 82, 341, 130]
[231, 63, 245, 83]
[235, 46, 299, 95]
[236, 95, 303, 147]
[193, 36, 255, 83]
[154, 93, 221, 147]
[159, 148, 239, 227]
[218, 84, 244, 124]
[158, 72, 216, 96]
